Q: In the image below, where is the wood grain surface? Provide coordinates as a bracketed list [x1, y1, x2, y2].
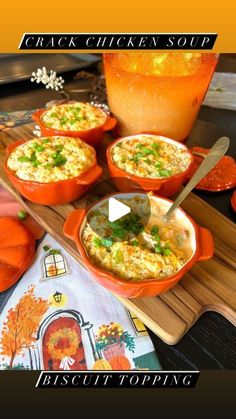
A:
[0, 123, 235, 345]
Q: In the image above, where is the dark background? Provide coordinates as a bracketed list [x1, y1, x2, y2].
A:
[0, 371, 235, 418]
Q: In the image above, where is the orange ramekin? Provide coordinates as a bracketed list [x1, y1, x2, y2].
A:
[63, 192, 214, 298]
[106, 133, 194, 197]
[32, 107, 117, 149]
[4, 140, 103, 206]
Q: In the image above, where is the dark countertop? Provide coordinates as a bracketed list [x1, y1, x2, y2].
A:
[0, 53, 235, 370]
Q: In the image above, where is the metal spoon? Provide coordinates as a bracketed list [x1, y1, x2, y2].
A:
[192, 151, 207, 158]
[164, 136, 230, 221]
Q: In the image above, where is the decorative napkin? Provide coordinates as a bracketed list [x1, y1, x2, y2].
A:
[0, 235, 161, 371]
[203, 72, 236, 111]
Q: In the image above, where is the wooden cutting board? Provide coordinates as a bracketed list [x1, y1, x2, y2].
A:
[0, 123, 235, 345]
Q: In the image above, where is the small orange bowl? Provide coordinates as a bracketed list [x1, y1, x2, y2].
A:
[4, 139, 103, 206]
[32, 104, 117, 149]
[106, 133, 194, 197]
[63, 192, 214, 298]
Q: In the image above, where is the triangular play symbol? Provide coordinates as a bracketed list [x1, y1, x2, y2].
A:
[108, 198, 131, 222]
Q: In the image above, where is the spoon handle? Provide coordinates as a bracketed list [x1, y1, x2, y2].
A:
[164, 136, 230, 221]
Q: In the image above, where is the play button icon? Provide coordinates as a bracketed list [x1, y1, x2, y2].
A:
[84, 177, 151, 241]
[108, 197, 131, 222]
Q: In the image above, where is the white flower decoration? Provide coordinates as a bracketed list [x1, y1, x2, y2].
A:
[31, 66, 65, 91]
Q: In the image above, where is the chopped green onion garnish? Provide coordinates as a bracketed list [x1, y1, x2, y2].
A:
[132, 145, 156, 161]
[111, 227, 127, 240]
[115, 250, 123, 263]
[101, 237, 114, 248]
[78, 116, 84, 121]
[154, 245, 162, 254]
[159, 169, 171, 177]
[109, 220, 127, 239]
[109, 213, 143, 238]
[151, 226, 160, 242]
[18, 210, 27, 220]
[93, 237, 102, 248]
[151, 226, 159, 236]
[93, 236, 113, 248]
[151, 143, 160, 151]
[143, 147, 154, 155]
[18, 156, 31, 163]
[123, 213, 144, 235]
[52, 152, 67, 167]
[35, 145, 45, 152]
[31, 160, 40, 167]
[155, 161, 163, 169]
[54, 156, 67, 167]
[59, 117, 69, 126]
[131, 240, 139, 246]
[132, 152, 145, 162]
[163, 248, 172, 256]
[30, 151, 36, 160]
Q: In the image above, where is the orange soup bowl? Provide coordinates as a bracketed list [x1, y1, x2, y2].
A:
[32, 107, 117, 149]
[4, 140, 103, 206]
[63, 192, 214, 298]
[106, 134, 194, 197]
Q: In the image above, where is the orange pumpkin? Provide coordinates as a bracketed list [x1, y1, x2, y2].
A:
[0, 217, 35, 292]
[93, 359, 112, 370]
[109, 356, 131, 370]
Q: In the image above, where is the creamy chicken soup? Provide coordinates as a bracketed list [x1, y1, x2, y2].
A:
[82, 195, 194, 281]
[111, 135, 191, 179]
[7, 136, 95, 183]
[42, 102, 106, 131]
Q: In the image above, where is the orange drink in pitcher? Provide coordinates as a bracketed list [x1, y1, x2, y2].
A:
[104, 52, 218, 141]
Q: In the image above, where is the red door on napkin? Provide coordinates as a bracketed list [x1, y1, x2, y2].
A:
[42, 317, 87, 370]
